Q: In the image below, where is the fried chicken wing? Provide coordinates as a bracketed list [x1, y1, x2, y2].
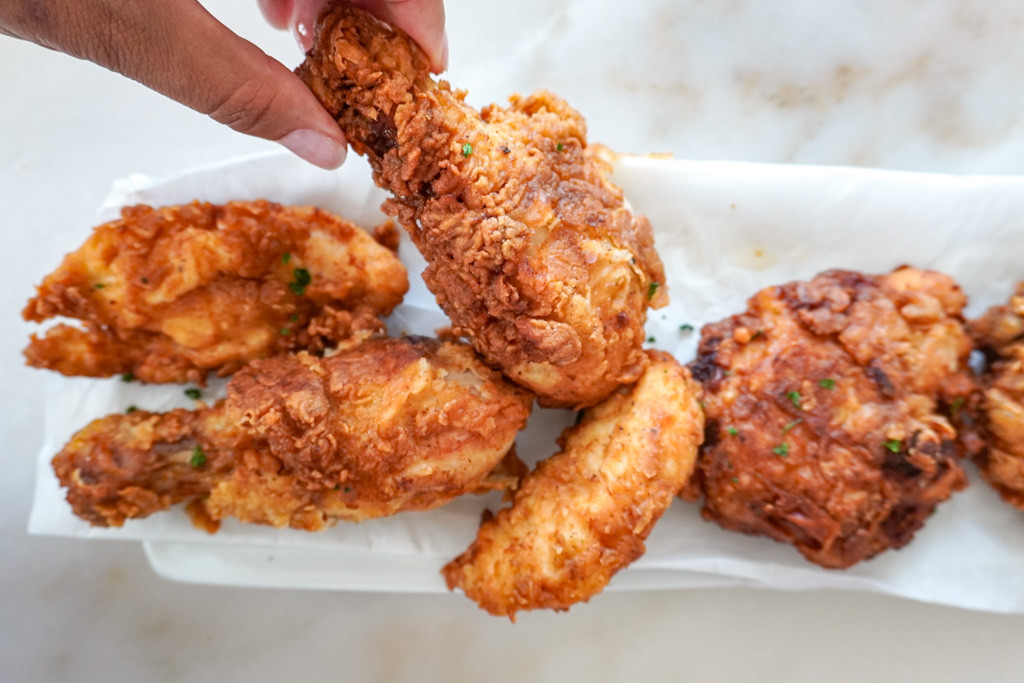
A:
[686, 267, 976, 569]
[53, 336, 533, 531]
[297, 2, 666, 409]
[969, 282, 1024, 510]
[442, 351, 704, 618]
[24, 200, 408, 384]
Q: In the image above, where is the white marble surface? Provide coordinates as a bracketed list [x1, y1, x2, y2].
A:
[4, 1, 1024, 680]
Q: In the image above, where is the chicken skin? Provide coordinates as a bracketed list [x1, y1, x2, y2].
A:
[969, 283, 1024, 510]
[24, 200, 407, 384]
[297, 2, 667, 408]
[685, 267, 976, 569]
[53, 336, 533, 531]
[442, 351, 704, 618]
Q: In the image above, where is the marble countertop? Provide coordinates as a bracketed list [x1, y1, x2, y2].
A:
[4, 1, 1024, 680]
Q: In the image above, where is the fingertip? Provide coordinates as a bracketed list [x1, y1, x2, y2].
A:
[277, 128, 348, 169]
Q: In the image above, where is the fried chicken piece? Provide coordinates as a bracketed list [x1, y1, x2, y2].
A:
[442, 351, 704, 619]
[685, 267, 976, 569]
[297, 2, 666, 409]
[52, 336, 533, 531]
[969, 282, 1024, 510]
[24, 200, 408, 384]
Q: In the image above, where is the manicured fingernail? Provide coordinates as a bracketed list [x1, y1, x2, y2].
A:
[440, 31, 449, 72]
[278, 129, 346, 169]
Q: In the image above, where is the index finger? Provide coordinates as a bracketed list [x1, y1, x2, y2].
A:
[292, 0, 446, 72]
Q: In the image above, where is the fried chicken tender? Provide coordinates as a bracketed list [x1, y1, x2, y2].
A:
[969, 282, 1024, 510]
[24, 200, 408, 384]
[297, 2, 666, 409]
[52, 336, 533, 531]
[442, 351, 704, 618]
[686, 267, 976, 569]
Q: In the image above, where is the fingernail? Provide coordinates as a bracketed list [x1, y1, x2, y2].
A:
[439, 31, 449, 72]
[278, 129, 346, 170]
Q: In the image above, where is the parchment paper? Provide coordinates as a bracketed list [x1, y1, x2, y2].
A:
[28, 151, 1024, 611]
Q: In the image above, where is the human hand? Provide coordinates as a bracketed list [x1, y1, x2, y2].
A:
[0, 1, 446, 170]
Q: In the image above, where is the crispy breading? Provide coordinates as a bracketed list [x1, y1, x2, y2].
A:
[297, 2, 666, 409]
[52, 336, 533, 531]
[685, 267, 976, 569]
[442, 351, 704, 618]
[969, 282, 1024, 509]
[24, 200, 408, 384]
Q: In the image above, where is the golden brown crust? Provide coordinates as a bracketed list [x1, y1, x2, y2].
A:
[686, 267, 976, 569]
[442, 351, 703, 618]
[24, 200, 408, 383]
[52, 337, 533, 530]
[969, 282, 1024, 509]
[297, 2, 665, 409]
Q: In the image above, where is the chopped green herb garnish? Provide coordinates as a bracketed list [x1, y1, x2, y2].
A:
[679, 323, 694, 333]
[190, 446, 207, 468]
[648, 282, 660, 299]
[288, 313, 300, 323]
[556, 142, 565, 151]
[462, 142, 473, 157]
[782, 419, 803, 433]
[772, 442, 790, 456]
[884, 439, 902, 453]
[786, 390, 802, 409]
[726, 427, 739, 436]
[280, 328, 291, 335]
[120, 372, 135, 383]
[731, 476, 740, 484]
[818, 378, 836, 390]
[289, 267, 312, 296]
[646, 336, 656, 343]
[344, 486, 351, 493]
[184, 388, 201, 400]
[125, 405, 137, 414]
[950, 396, 965, 418]
[93, 283, 106, 289]
[281, 252, 292, 264]
[750, 329, 765, 340]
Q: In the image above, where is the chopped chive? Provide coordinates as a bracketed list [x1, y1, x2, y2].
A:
[750, 329, 765, 340]
[288, 313, 300, 323]
[93, 283, 106, 289]
[950, 396, 965, 418]
[731, 476, 740, 484]
[125, 405, 138, 414]
[461, 143, 473, 157]
[786, 390, 802, 409]
[556, 142, 565, 151]
[726, 427, 739, 436]
[647, 282, 660, 299]
[772, 442, 790, 456]
[884, 439, 902, 453]
[190, 446, 207, 468]
[280, 328, 291, 335]
[281, 252, 292, 264]
[818, 378, 836, 390]
[782, 419, 803, 433]
[289, 267, 312, 296]
[120, 372, 135, 383]
[646, 336, 656, 343]
[184, 388, 201, 400]
[679, 323, 694, 333]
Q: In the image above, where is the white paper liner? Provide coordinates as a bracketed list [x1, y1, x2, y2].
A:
[28, 150, 1024, 611]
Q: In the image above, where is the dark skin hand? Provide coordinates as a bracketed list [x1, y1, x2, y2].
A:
[0, 0, 446, 169]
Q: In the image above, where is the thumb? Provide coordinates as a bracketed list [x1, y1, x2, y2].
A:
[2, 0, 346, 169]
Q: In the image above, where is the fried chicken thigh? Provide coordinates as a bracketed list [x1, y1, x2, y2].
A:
[297, 2, 666, 408]
[686, 267, 976, 569]
[442, 351, 704, 618]
[24, 200, 407, 384]
[53, 336, 533, 531]
[969, 283, 1024, 510]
